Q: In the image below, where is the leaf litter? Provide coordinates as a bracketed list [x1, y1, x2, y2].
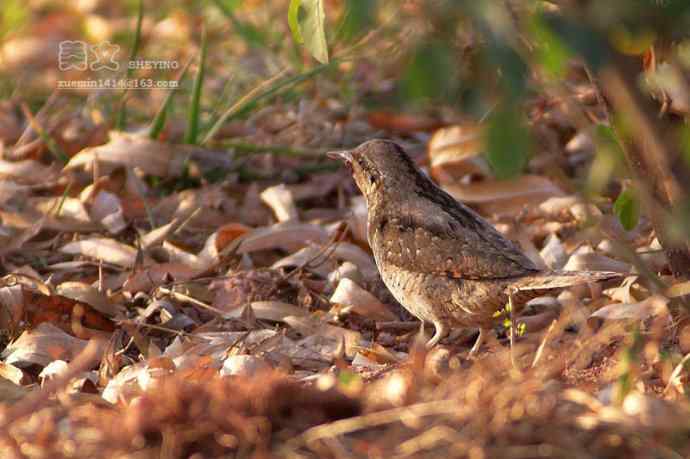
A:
[1, 3, 690, 458]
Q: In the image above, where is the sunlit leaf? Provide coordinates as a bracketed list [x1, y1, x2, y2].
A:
[288, 0, 329, 63]
[288, 0, 303, 43]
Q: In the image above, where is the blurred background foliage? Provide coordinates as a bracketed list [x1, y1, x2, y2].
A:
[2, 0, 690, 274]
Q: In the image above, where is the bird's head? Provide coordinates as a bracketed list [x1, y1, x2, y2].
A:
[328, 139, 424, 201]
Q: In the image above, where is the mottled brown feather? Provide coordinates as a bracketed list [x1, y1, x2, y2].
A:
[332, 139, 622, 346]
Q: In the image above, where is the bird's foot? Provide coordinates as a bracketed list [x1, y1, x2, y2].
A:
[467, 328, 487, 359]
[425, 321, 448, 349]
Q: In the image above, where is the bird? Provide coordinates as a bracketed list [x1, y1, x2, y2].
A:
[329, 139, 621, 355]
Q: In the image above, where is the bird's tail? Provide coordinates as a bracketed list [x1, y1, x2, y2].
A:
[507, 270, 623, 292]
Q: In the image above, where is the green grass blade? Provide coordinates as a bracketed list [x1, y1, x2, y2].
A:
[147, 56, 193, 140]
[209, 0, 266, 47]
[20, 103, 69, 163]
[202, 60, 336, 146]
[184, 27, 208, 145]
[115, 0, 144, 131]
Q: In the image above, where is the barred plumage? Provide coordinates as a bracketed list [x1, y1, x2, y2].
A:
[329, 140, 622, 354]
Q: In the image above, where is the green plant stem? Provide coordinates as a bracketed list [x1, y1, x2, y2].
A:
[148, 56, 193, 139]
[223, 140, 322, 158]
[237, 161, 338, 181]
[184, 26, 208, 145]
[115, 0, 144, 130]
[20, 103, 69, 163]
[201, 60, 339, 146]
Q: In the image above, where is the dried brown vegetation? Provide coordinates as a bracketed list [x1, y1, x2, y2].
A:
[1, 1, 690, 458]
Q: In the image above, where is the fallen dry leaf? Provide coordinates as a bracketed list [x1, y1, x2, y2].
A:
[220, 355, 271, 377]
[428, 124, 490, 183]
[89, 190, 127, 234]
[284, 315, 363, 358]
[236, 222, 331, 254]
[223, 301, 308, 322]
[563, 248, 632, 273]
[123, 262, 201, 293]
[56, 281, 122, 317]
[261, 184, 299, 222]
[0, 284, 25, 330]
[0, 159, 57, 183]
[588, 295, 669, 328]
[0, 361, 25, 385]
[65, 133, 190, 177]
[60, 238, 140, 269]
[2, 322, 92, 367]
[443, 175, 566, 216]
[330, 278, 397, 321]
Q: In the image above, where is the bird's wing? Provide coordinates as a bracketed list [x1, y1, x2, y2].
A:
[371, 192, 539, 280]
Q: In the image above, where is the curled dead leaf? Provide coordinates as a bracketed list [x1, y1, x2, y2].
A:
[65, 133, 188, 177]
[1, 322, 98, 367]
[60, 238, 140, 269]
[588, 295, 669, 329]
[330, 278, 396, 321]
[236, 222, 330, 254]
[443, 175, 565, 216]
[0, 159, 57, 183]
[123, 263, 201, 293]
[220, 355, 271, 377]
[89, 190, 127, 234]
[428, 124, 489, 183]
[284, 315, 363, 358]
[0, 285, 25, 330]
[261, 184, 299, 222]
[272, 242, 376, 280]
[563, 249, 632, 273]
[223, 301, 308, 322]
[56, 281, 122, 317]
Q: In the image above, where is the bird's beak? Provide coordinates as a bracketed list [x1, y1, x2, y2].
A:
[327, 149, 354, 165]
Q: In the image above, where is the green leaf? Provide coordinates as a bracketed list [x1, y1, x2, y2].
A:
[337, 0, 376, 42]
[400, 40, 456, 103]
[485, 108, 530, 179]
[529, 13, 571, 78]
[488, 41, 528, 99]
[288, 0, 329, 63]
[614, 187, 640, 231]
[542, 14, 607, 71]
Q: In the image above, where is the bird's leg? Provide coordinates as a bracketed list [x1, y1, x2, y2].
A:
[425, 321, 448, 349]
[414, 320, 426, 343]
[508, 288, 521, 371]
[468, 328, 488, 358]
